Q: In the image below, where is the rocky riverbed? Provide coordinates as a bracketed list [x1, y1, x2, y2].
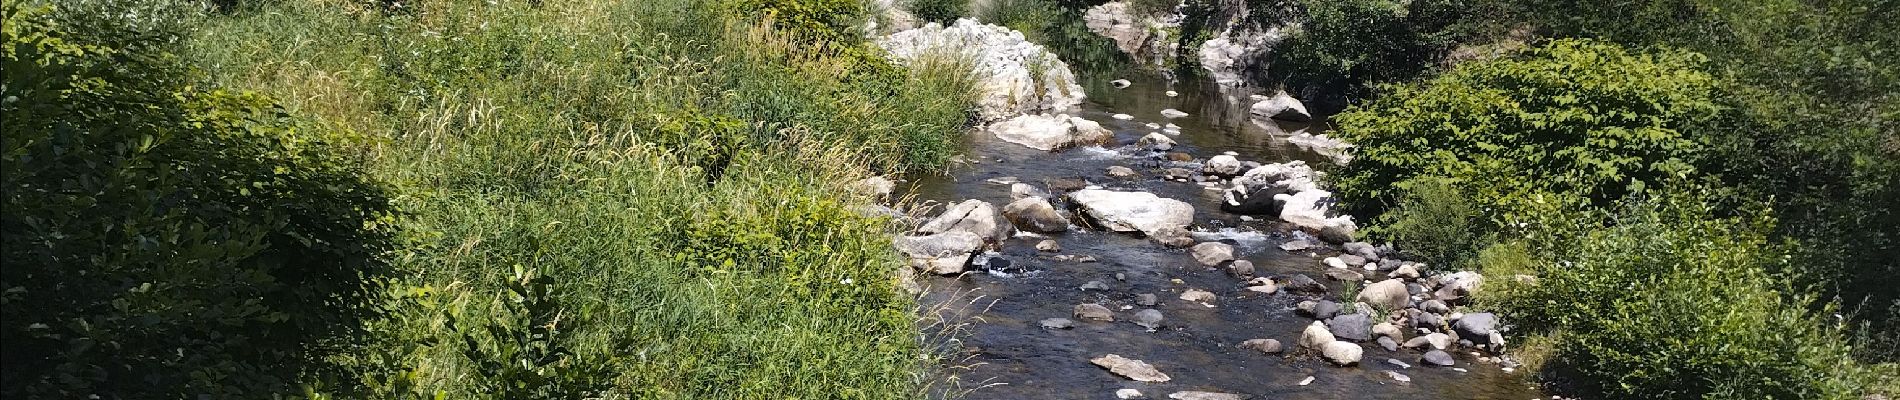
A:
[874, 18, 1545, 400]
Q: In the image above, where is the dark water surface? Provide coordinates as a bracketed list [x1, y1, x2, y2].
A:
[910, 76, 1546, 399]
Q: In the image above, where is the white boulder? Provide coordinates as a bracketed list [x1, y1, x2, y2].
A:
[1067, 189, 1195, 236]
[879, 19, 1086, 122]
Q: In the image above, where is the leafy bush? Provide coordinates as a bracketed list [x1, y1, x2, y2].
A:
[1501, 0, 1900, 354]
[1330, 39, 1723, 219]
[1490, 197, 1892, 399]
[731, 0, 867, 42]
[1, 1, 395, 397]
[1373, 176, 1489, 267]
[1233, 0, 1496, 108]
[908, 0, 966, 24]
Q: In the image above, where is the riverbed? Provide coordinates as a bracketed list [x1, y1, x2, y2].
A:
[907, 75, 1547, 399]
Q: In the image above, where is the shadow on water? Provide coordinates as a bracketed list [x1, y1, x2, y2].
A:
[910, 75, 1546, 399]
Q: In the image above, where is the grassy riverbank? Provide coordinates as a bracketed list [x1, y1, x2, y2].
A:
[4, 0, 975, 397]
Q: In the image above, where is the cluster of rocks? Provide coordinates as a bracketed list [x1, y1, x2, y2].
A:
[885, 175, 1200, 277]
[1281, 240, 1514, 370]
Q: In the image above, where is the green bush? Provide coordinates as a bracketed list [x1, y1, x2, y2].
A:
[1373, 176, 1489, 267]
[1330, 39, 1723, 219]
[908, 0, 966, 24]
[1232, 0, 1496, 107]
[1500, 0, 1900, 353]
[1492, 197, 1891, 399]
[980, 0, 1131, 79]
[1, 1, 395, 397]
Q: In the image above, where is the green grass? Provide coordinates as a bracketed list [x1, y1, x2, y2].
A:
[185, 0, 976, 397]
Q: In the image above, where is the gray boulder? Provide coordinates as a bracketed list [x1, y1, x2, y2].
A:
[1003, 197, 1070, 233]
[1355, 279, 1411, 311]
[1421, 350, 1455, 366]
[1190, 242, 1237, 266]
[1327, 312, 1373, 342]
[1453, 312, 1498, 343]
[1068, 189, 1195, 236]
[1134, 309, 1165, 329]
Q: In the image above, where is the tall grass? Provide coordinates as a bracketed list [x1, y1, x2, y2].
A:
[188, 0, 977, 397]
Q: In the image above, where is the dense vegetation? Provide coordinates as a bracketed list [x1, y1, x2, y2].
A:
[1323, 10, 1898, 400]
[3, 0, 976, 397]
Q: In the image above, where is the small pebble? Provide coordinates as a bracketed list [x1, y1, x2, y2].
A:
[1298, 376, 1315, 386]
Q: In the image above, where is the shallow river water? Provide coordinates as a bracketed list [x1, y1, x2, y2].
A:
[908, 75, 1548, 399]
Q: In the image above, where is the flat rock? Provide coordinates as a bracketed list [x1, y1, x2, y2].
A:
[892, 231, 985, 275]
[1037, 239, 1062, 252]
[1068, 189, 1195, 236]
[1168, 392, 1250, 400]
[1179, 289, 1216, 303]
[1106, 165, 1139, 178]
[1239, 338, 1283, 354]
[1075, 303, 1115, 321]
[1421, 350, 1455, 366]
[1279, 239, 1314, 251]
[1133, 309, 1165, 329]
[1282, 274, 1326, 293]
[916, 199, 1007, 241]
[1092, 354, 1171, 382]
[1325, 268, 1364, 282]
[1190, 242, 1237, 266]
[1226, 259, 1256, 277]
[1454, 313, 1498, 343]
[1116, 388, 1143, 399]
[1040, 318, 1076, 329]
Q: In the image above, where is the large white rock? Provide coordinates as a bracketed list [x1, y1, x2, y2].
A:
[1204, 155, 1243, 175]
[1274, 189, 1357, 236]
[880, 19, 1086, 122]
[1249, 91, 1311, 122]
[1067, 189, 1195, 236]
[892, 231, 985, 275]
[1092, 354, 1171, 382]
[1084, 2, 1181, 67]
[1199, 28, 1284, 86]
[917, 199, 1008, 242]
[1321, 341, 1364, 366]
[986, 114, 1115, 151]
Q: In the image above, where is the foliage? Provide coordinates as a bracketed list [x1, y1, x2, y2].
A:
[1502, 0, 1900, 358]
[1330, 39, 1723, 220]
[908, 0, 967, 24]
[980, 0, 1131, 79]
[730, 0, 867, 43]
[183, 0, 978, 396]
[1, 1, 395, 396]
[1235, 0, 1497, 109]
[1372, 176, 1489, 267]
[1487, 197, 1892, 399]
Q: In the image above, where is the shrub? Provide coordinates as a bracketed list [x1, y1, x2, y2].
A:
[1329, 39, 1723, 219]
[1492, 197, 1889, 399]
[1, 2, 395, 397]
[1373, 176, 1489, 267]
[908, 0, 966, 24]
[1230, 0, 1497, 108]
